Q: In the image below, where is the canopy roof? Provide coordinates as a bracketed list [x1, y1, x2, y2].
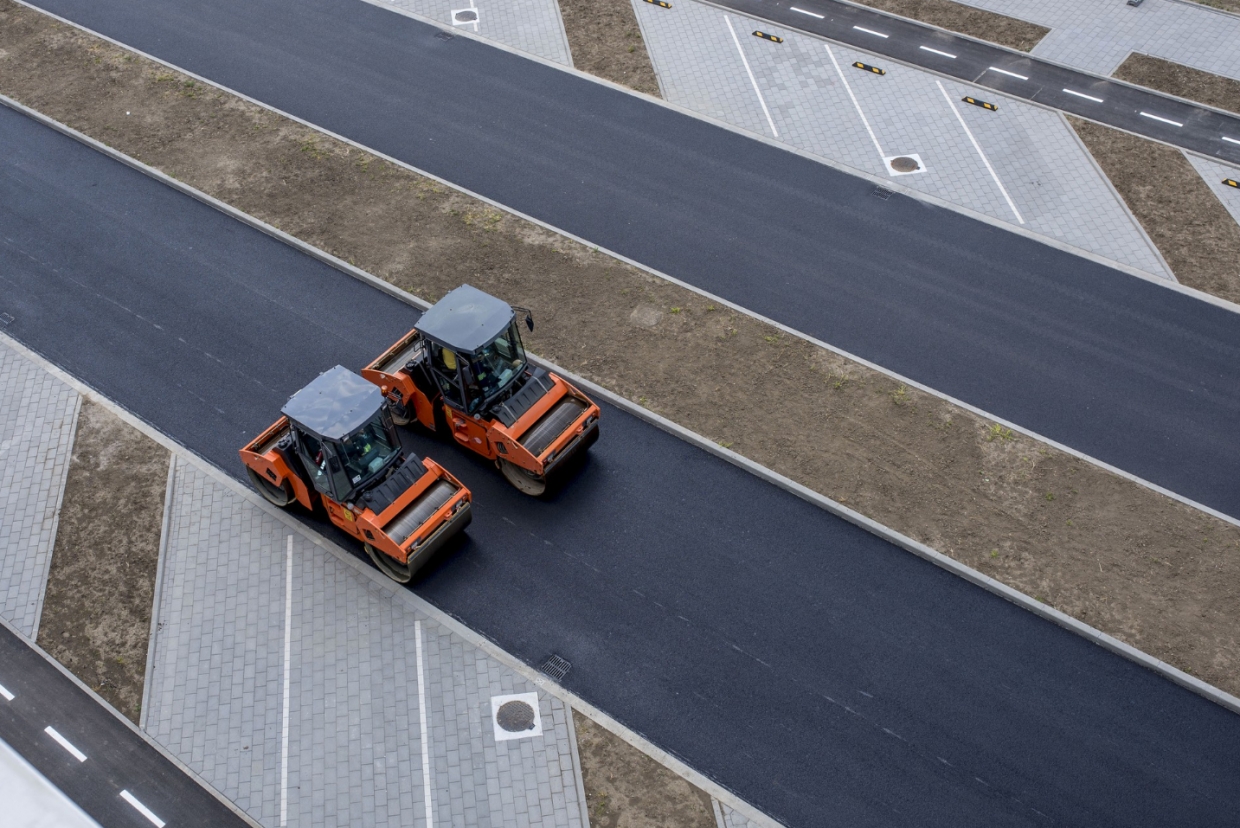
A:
[414, 284, 514, 355]
[282, 365, 384, 440]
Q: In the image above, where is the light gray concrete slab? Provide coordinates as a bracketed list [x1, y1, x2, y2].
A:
[718, 798, 764, 828]
[0, 340, 78, 638]
[372, 0, 574, 66]
[1185, 152, 1240, 228]
[145, 457, 585, 827]
[634, 0, 1172, 278]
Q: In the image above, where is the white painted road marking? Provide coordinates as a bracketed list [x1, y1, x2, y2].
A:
[415, 619, 434, 827]
[853, 25, 888, 38]
[1140, 111, 1184, 127]
[920, 46, 957, 59]
[1063, 88, 1104, 103]
[825, 44, 885, 158]
[987, 66, 1028, 80]
[44, 727, 87, 762]
[279, 534, 292, 828]
[0, 683, 13, 701]
[936, 81, 1025, 225]
[791, 6, 824, 18]
[120, 791, 165, 827]
[1224, 136, 1240, 145]
[725, 15, 779, 138]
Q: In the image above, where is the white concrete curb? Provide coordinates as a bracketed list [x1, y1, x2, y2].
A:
[139, 453, 177, 732]
[29, 392, 80, 642]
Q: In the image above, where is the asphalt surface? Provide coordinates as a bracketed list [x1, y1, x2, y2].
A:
[4, 102, 1240, 828]
[712, 0, 1240, 164]
[0, 621, 250, 828]
[20, 0, 1240, 521]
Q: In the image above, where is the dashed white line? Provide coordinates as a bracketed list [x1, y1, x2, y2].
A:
[1140, 111, 1183, 127]
[1224, 136, 1240, 145]
[44, 727, 87, 762]
[825, 44, 885, 158]
[987, 66, 1028, 80]
[936, 80, 1025, 225]
[725, 15, 779, 138]
[791, 6, 824, 18]
[919, 45, 957, 59]
[415, 619, 434, 828]
[1063, 88, 1104, 103]
[279, 534, 293, 828]
[0, 683, 13, 701]
[120, 791, 166, 827]
[853, 25, 888, 38]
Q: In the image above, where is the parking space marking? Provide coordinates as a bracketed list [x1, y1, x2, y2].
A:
[1063, 88, 1104, 103]
[279, 534, 292, 828]
[936, 80, 1024, 225]
[0, 683, 13, 701]
[853, 26, 888, 38]
[825, 43, 884, 158]
[791, 6, 824, 18]
[44, 727, 87, 762]
[415, 618, 434, 827]
[919, 46, 956, 59]
[1140, 112, 1183, 127]
[987, 67, 1028, 80]
[724, 15, 779, 137]
[120, 791, 165, 827]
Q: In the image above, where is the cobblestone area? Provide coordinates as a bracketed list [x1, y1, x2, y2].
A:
[716, 799, 763, 828]
[634, 0, 1171, 278]
[1185, 153, 1240, 228]
[145, 457, 586, 827]
[950, 0, 1240, 79]
[373, 0, 574, 66]
[0, 340, 78, 638]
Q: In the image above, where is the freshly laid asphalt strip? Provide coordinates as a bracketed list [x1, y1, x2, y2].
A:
[19, 0, 1240, 521]
[712, 0, 1240, 165]
[4, 102, 1240, 828]
[0, 622, 251, 828]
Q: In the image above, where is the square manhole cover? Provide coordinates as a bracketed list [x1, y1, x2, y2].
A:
[490, 692, 543, 742]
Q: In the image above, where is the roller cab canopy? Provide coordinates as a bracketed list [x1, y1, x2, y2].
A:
[413, 284, 516, 355]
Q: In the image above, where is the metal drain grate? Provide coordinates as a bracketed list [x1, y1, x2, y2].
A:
[435, 30, 454, 40]
[872, 186, 893, 200]
[540, 654, 571, 681]
[0, 313, 12, 326]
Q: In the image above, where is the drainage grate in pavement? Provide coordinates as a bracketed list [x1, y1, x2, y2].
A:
[0, 313, 13, 326]
[497, 700, 538, 732]
[434, 30, 454, 40]
[540, 654, 572, 681]
[872, 186, 893, 200]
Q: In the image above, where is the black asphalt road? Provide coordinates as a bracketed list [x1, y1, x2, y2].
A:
[21, 0, 1240, 520]
[0, 622, 250, 828]
[712, 0, 1240, 164]
[4, 102, 1239, 828]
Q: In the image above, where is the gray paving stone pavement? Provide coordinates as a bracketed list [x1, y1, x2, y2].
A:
[635, 0, 1172, 278]
[145, 456, 586, 827]
[371, 0, 574, 66]
[0, 340, 78, 638]
[716, 798, 763, 828]
[1185, 152, 1240, 228]
[948, 0, 1240, 79]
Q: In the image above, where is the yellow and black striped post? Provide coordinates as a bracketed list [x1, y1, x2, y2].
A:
[852, 61, 885, 75]
[963, 96, 998, 111]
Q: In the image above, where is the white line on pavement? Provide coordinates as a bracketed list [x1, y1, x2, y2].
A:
[853, 25, 888, 38]
[919, 45, 956, 59]
[791, 6, 824, 18]
[724, 15, 779, 138]
[0, 683, 13, 701]
[120, 791, 166, 827]
[1224, 136, 1240, 145]
[1063, 88, 1104, 103]
[415, 619, 433, 828]
[43, 727, 87, 762]
[1140, 111, 1183, 127]
[825, 44, 884, 159]
[936, 80, 1025, 225]
[279, 534, 292, 828]
[987, 66, 1028, 80]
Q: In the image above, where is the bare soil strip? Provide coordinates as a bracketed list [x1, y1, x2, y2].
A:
[846, 0, 1048, 51]
[559, 0, 661, 96]
[2, 1, 1237, 699]
[1187, 0, 1240, 14]
[1070, 116, 1240, 304]
[1113, 52, 1240, 116]
[574, 711, 716, 827]
[36, 400, 169, 723]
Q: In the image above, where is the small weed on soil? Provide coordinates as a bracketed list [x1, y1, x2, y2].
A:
[847, 0, 1048, 51]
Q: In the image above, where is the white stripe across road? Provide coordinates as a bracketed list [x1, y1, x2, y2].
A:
[1140, 111, 1184, 127]
[1063, 88, 1104, 103]
[1224, 136, 1240, 145]
[853, 25, 888, 38]
[0, 683, 14, 701]
[120, 790, 166, 827]
[919, 45, 956, 59]
[790, 6, 824, 18]
[987, 66, 1028, 80]
[44, 727, 87, 762]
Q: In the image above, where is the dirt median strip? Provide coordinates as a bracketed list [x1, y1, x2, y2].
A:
[559, 0, 661, 96]
[1113, 52, 1240, 117]
[845, 0, 1048, 52]
[2, 0, 1238, 700]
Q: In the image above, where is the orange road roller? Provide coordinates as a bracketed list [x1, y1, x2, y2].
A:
[363, 285, 600, 496]
[240, 365, 472, 582]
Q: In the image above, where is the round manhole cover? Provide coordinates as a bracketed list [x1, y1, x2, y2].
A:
[889, 156, 920, 173]
[453, 9, 478, 22]
[496, 700, 536, 732]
